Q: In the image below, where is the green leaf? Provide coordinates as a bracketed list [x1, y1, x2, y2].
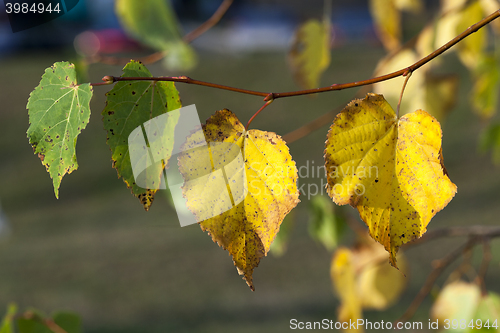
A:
[27, 62, 93, 198]
[471, 55, 500, 119]
[308, 195, 345, 251]
[102, 60, 181, 211]
[480, 122, 500, 165]
[471, 293, 500, 332]
[270, 210, 295, 257]
[52, 312, 82, 333]
[0, 304, 17, 333]
[115, 0, 196, 70]
[16, 311, 50, 333]
[288, 18, 331, 90]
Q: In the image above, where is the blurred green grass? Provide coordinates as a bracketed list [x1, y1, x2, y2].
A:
[0, 46, 499, 332]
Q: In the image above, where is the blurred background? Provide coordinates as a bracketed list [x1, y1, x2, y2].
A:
[0, 0, 499, 332]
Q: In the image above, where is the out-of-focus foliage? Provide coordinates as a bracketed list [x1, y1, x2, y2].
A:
[308, 195, 346, 251]
[115, 0, 196, 70]
[288, 19, 331, 90]
[331, 235, 408, 332]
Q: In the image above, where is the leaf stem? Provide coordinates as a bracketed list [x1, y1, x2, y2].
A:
[396, 71, 412, 118]
[246, 98, 274, 130]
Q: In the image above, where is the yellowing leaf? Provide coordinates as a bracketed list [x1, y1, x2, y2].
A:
[331, 248, 363, 332]
[178, 109, 300, 290]
[288, 19, 331, 90]
[324, 94, 457, 267]
[431, 281, 482, 331]
[456, 1, 487, 69]
[369, 0, 401, 51]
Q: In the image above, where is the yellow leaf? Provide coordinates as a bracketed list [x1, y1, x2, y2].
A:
[431, 281, 482, 330]
[480, 0, 500, 34]
[331, 236, 407, 331]
[456, 1, 487, 69]
[369, 0, 401, 51]
[324, 94, 457, 267]
[331, 248, 363, 332]
[178, 109, 300, 290]
[288, 19, 331, 90]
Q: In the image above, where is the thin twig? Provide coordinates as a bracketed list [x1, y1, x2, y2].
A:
[246, 98, 274, 130]
[397, 238, 478, 323]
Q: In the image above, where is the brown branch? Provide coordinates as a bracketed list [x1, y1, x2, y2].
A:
[88, 0, 233, 66]
[397, 238, 477, 323]
[92, 10, 500, 126]
[183, 0, 233, 43]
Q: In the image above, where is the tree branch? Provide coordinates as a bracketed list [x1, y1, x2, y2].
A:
[92, 10, 500, 126]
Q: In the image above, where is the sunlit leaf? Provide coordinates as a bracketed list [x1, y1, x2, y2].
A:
[27, 62, 93, 198]
[369, 0, 401, 51]
[356, 237, 408, 310]
[324, 93, 457, 266]
[456, 1, 487, 69]
[102, 60, 181, 210]
[115, 0, 196, 70]
[308, 195, 345, 251]
[179, 109, 300, 290]
[431, 281, 482, 332]
[288, 19, 331, 90]
[471, 55, 500, 119]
